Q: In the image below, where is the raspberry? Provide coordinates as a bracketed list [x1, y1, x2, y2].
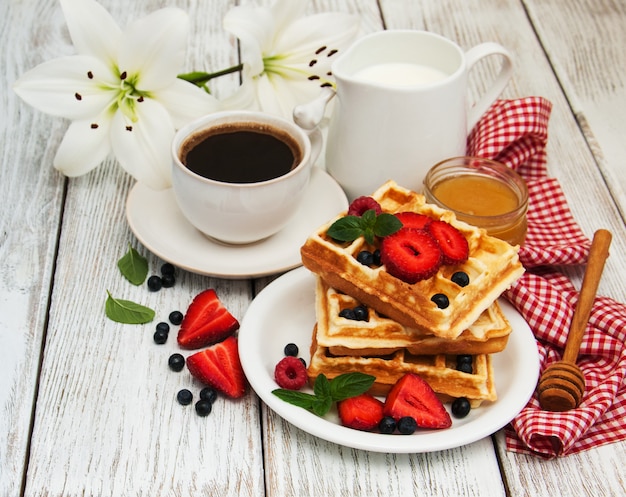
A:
[347, 196, 382, 216]
[274, 356, 308, 390]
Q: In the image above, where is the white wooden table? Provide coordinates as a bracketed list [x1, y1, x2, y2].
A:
[2, 0, 625, 495]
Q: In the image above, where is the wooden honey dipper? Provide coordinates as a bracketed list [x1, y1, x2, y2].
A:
[537, 229, 612, 412]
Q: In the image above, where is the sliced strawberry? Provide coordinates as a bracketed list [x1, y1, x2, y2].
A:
[380, 228, 442, 283]
[395, 212, 432, 230]
[347, 196, 382, 216]
[177, 289, 240, 349]
[383, 373, 451, 429]
[186, 336, 246, 398]
[337, 393, 384, 431]
[427, 220, 469, 265]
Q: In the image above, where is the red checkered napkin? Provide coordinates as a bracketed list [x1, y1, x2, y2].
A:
[467, 98, 626, 458]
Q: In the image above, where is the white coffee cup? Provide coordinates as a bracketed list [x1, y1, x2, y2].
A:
[171, 110, 321, 244]
[321, 30, 513, 200]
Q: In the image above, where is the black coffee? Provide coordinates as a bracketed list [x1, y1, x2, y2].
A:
[180, 123, 302, 183]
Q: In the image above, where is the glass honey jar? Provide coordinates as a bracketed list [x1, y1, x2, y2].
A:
[423, 156, 529, 246]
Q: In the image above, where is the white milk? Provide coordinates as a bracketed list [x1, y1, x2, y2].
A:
[353, 62, 448, 87]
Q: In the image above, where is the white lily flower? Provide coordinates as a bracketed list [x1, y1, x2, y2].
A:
[13, 0, 219, 190]
[222, 0, 360, 120]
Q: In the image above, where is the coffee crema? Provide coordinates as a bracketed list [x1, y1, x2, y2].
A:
[180, 123, 303, 184]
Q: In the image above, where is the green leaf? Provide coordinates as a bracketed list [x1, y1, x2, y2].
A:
[312, 396, 333, 417]
[326, 210, 402, 244]
[329, 372, 376, 401]
[117, 244, 148, 285]
[326, 215, 364, 242]
[313, 373, 332, 399]
[105, 291, 155, 324]
[272, 389, 318, 410]
[374, 213, 403, 237]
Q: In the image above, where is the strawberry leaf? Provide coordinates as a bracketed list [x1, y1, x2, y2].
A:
[105, 291, 155, 324]
[117, 243, 148, 285]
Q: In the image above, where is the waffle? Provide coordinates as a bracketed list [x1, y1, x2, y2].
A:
[308, 327, 497, 407]
[316, 277, 512, 356]
[301, 180, 525, 339]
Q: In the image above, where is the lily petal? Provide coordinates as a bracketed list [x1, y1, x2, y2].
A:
[53, 112, 113, 177]
[223, 6, 274, 76]
[60, 0, 121, 65]
[13, 55, 118, 119]
[110, 99, 174, 190]
[154, 78, 220, 129]
[270, 0, 308, 37]
[119, 8, 190, 91]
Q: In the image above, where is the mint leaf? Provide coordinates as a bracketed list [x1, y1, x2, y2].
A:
[374, 213, 403, 238]
[272, 372, 375, 418]
[117, 244, 148, 285]
[105, 291, 155, 324]
[326, 210, 402, 244]
[272, 389, 318, 410]
[329, 372, 376, 401]
[326, 215, 364, 242]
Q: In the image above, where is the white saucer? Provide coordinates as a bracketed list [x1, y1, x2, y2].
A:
[125, 167, 348, 279]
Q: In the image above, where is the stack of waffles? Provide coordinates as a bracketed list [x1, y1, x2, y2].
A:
[301, 180, 525, 407]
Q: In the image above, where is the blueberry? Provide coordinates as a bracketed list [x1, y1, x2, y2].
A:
[195, 399, 212, 417]
[372, 249, 381, 266]
[161, 274, 176, 288]
[353, 305, 368, 321]
[456, 354, 472, 366]
[199, 387, 218, 404]
[339, 308, 356, 320]
[356, 250, 374, 266]
[397, 416, 417, 435]
[161, 263, 176, 276]
[155, 322, 170, 334]
[284, 343, 299, 357]
[177, 389, 193, 406]
[168, 353, 185, 372]
[457, 362, 473, 374]
[378, 416, 396, 434]
[298, 358, 307, 368]
[147, 275, 163, 292]
[451, 271, 470, 287]
[431, 293, 450, 309]
[169, 310, 184, 325]
[451, 397, 471, 418]
[153, 329, 168, 345]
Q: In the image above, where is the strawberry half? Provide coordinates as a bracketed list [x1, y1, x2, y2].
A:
[395, 212, 432, 230]
[427, 220, 469, 265]
[186, 336, 246, 398]
[337, 393, 384, 431]
[383, 373, 451, 429]
[177, 289, 240, 349]
[380, 228, 442, 283]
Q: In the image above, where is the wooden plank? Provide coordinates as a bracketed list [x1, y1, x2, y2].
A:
[0, 0, 68, 494]
[20, 1, 264, 495]
[523, 0, 626, 218]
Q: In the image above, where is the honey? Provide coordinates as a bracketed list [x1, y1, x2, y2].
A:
[423, 157, 528, 246]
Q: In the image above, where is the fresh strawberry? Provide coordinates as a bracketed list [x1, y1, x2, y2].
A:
[395, 211, 432, 230]
[186, 336, 246, 398]
[427, 220, 469, 265]
[177, 289, 240, 349]
[347, 196, 382, 216]
[338, 393, 384, 431]
[383, 373, 451, 429]
[274, 356, 308, 390]
[380, 228, 442, 283]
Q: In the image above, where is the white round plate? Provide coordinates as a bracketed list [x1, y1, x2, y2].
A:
[239, 266, 540, 453]
[125, 167, 348, 279]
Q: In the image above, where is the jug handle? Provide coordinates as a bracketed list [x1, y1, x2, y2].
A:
[465, 42, 514, 131]
[293, 87, 336, 130]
